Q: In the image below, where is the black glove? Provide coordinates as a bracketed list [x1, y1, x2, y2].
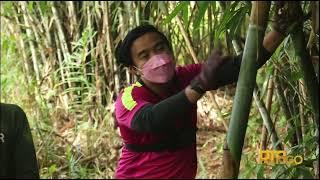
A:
[190, 48, 226, 94]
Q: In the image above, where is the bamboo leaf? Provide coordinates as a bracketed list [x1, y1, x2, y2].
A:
[256, 164, 265, 179]
[211, 1, 216, 14]
[182, 1, 189, 26]
[194, 1, 209, 30]
[38, 1, 50, 16]
[228, 7, 249, 37]
[27, 2, 34, 12]
[298, 167, 314, 179]
[216, 1, 241, 38]
[163, 1, 189, 24]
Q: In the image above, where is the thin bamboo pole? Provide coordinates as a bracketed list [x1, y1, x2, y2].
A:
[261, 74, 274, 150]
[253, 86, 282, 150]
[275, 72, 298, 146]
[20, 2, 41, 84]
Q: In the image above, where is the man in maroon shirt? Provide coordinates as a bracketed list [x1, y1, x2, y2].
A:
[114, 9, 293, 178]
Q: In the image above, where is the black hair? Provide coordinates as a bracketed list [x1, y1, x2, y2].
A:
[115, 24, 172, 67]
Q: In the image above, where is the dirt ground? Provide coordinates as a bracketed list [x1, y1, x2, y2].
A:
[196, 125, 226, 178]
[195, 89, 234, 178]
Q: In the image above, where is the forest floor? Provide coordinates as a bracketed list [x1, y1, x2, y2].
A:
[196, 123, 226, 178]
[195, 88, 234, 178]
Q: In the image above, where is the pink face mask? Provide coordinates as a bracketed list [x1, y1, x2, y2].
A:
[140, 53, 175, 84]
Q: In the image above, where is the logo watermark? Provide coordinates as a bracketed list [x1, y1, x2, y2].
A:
[258, 150, 303, 166]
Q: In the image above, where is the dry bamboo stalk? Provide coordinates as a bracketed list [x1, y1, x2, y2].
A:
[298, 80, 308, 135]
[54, 33, 66, 83]
[175, 16, 199, 64]
[100, 1, 114, 92]
[20, 2, 42, 84]
[105, 1, 120, 94]
[51, 2, 73, 89]
[260, 75, 274, 150]
[10, 11, 32, 85]
[25, 8, 47, 66]
[67, 1, 79, 41]
[35, 2, 54, 51]
[51, 2, 71, 61]
[275, 74, 298, 146]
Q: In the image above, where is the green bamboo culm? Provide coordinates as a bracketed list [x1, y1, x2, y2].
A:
[253, 87, 282, 150]
[290, 2, 319, 130]
[226, 1, 270, 177]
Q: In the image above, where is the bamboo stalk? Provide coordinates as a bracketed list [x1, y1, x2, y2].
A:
[93, 4, 103, 105]
[103, 1, 115, 90]
[299, 80, 309, 136]
[275, 73, 298, 146]
[20, 2, 42, 84]
[104, 1, 120, 94]
[135, 1, 140, 26]
[117, 3, 131, 86]
[259, 73, 275, 150]
[125, 1, 134, 27]
[253, 86, 282, 150]
[35, 2, 55, 64]
[208, 3, 213, 54]
[218, 1, 231, 54]
[67, 1, 79, 41]
[95, 2, 111, 89]
[51, 2, 71, 62]
[292, 88, 303, 145]
[299, 79, 309, 157]
[290, 2, 319, 130]
[26, 10, 47, 67]
[175, 16, 199, 64]
[51, 2, 73, 90]
[85, 3, 94, 82]
[311, 1, 319, 35]
[11, 8, 32, 86]
[23, 2, 48, 67]
[225, 2, 270, 178]
[54, 31, 69, 109]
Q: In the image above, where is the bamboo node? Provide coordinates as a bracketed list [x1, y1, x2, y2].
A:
[249, 24, 265, 32]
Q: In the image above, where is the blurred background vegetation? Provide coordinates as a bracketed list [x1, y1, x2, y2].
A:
[0, 1, 318, 179]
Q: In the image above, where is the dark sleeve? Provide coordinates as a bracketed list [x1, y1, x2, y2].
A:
[131, 90, 194, 133]
[216, 46, 272, 87]
[13, 106, 40, 179]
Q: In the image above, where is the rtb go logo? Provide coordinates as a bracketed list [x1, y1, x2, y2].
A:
[258, 150, 303, 166]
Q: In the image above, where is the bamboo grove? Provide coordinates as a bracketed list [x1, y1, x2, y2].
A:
[1, 1, 319, 179]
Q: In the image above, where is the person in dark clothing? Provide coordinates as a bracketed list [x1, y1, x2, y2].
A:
[0, 103, 40, 179]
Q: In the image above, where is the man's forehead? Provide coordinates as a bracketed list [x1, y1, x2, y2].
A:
[131, 32, 163, 52]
